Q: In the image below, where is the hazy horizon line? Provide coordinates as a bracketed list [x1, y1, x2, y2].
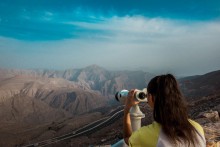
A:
[1, 64, 219, 78]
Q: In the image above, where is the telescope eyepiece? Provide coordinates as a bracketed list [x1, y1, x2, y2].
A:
[138, 92, 146, 100]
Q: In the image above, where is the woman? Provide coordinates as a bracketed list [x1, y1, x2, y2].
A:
[123, 74, 206, 147]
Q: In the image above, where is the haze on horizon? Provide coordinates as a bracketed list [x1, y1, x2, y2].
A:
[0, 0, 220, 76]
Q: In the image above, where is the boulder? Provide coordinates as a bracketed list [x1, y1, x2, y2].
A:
[202, 110, 220, 122]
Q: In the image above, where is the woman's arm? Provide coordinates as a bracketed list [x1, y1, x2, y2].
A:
[123, 106, 132, 145]
[123, 89, 139, 145]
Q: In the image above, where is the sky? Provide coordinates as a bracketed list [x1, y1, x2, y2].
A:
[0, 0, 220, 76]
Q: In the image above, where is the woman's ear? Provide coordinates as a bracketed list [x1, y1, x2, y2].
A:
[148, 94, 154, 109]
[151, 95, 155, 103]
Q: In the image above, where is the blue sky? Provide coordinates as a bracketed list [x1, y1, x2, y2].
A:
[0, 0, 220, 76]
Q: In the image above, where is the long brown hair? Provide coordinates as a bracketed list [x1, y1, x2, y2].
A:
[147, 74, 197, 145]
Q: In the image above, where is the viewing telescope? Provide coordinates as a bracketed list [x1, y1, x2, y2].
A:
[115, 88, 148, 103]
[113, 89, 147, 147]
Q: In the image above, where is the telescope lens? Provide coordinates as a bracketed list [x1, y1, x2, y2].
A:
[138, 92, 146, 99]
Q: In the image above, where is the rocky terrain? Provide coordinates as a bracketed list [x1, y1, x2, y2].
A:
[43, 95, 220, 147]
[0, 73, 108, 116]
[178, 70, 220, 100]
[0, 65, 155, 124]
[0, 65, 154, 146]
[55, 69, 220, 146]
[0, 65, 155, 96]
[0, 66, 219, 146]
[56, 96, 219, 147]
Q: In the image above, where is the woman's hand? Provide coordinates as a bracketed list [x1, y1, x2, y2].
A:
[124, 89, 140, 110]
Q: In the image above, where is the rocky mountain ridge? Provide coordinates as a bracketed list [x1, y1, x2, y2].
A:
[178, 70, 220, 100]
[0, 65, 155, 96]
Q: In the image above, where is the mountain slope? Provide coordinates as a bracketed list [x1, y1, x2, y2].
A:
[179, 70, 220, 100]
[0, 94, 68, 124]
[0, 73, 108, 118]
[52, 65, 155, 96]
[0, 65, 155, 96]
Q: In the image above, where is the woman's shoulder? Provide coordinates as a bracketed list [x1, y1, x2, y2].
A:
[141, 121, 161, 130]
[134, 121, 161, 137]
[188, 119, 205, 136]
[129, 122, 161, 146]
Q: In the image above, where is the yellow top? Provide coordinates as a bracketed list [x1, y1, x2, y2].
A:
[129, 119, 205, 147]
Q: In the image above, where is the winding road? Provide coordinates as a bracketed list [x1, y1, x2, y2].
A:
[22, 106, 124, 147]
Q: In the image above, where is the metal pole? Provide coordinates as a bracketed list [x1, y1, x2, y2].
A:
[112, 104, 145, 147]
[130, 104, 145, 132]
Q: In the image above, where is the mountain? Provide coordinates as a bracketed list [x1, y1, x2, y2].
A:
[0, 65, 155, 96]
[0, 66, 155, 146]
[0, 72, 108, 123]
[0, 65, 155, 120]
[178, 70, 220, 100]
[52, 65, 155, 96]
[2, 66, 220, 103]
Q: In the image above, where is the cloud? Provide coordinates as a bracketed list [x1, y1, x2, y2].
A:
[66, 16, 220, 44]
[0, 0, 220, 76]
[1, 0, 220, 41]
[50, 18, 220, 76]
